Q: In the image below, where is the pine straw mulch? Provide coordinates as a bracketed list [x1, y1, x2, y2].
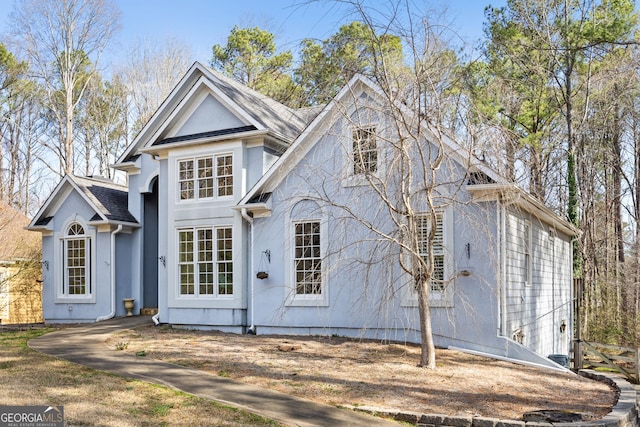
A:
[106, 325, 617, 422]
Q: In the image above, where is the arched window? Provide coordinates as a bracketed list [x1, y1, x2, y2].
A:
[62, 222, 91, 296]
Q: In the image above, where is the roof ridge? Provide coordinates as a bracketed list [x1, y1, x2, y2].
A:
[204, 65, 315, 132]
[71, 174, 128, 190]
[206, 65, 297, 112]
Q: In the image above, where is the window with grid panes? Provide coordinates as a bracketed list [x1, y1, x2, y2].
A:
[197, 158, 214, 198]
[352, 126, 377, 175]
[178, 230, 195, 295]
[179, 160, 195, 200]
[217, 228, 233, 295]
[62, 223, 91, 296]
[294, 221, 322, 295]
[178, 154, 233, 201]
[216, 155, 233, 197]
[178, 226, 233, 297]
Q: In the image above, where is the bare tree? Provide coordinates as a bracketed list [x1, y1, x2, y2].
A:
[76, 73, 128, 178]
[9, 0, 121, 176]
[117, 37, 194, 134]
[278, 1, 480, 369]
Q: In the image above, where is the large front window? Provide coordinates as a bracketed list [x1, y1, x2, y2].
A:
[178, 226, 233, 297]
[294, 221, 322, 295]
[62, 223, 91, 296]
[179, 154, 233, 201]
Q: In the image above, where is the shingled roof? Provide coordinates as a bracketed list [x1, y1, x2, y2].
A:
[207, 67, 314, 141]
[115, 62, 323, 166]
[70, 176, 138, 224]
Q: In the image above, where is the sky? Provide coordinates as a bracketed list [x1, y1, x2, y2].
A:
[0, 0, 506, 69]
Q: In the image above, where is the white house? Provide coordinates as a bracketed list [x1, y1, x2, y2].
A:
[28, 62, 577, 368]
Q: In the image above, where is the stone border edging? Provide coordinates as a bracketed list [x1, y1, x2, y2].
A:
[341, 369, 638, 427]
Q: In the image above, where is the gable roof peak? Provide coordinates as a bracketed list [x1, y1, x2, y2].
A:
[28, 174, 138, 230]
[116, 61, 322, 165]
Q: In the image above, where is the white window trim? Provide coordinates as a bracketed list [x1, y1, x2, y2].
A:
[176, 152, 234, 203]
[285, 201, 329, 307]
[176, 225, 235, 300]
[55, 218, 96, 303]
[342, 123, 384, 187]
[352, 126, 377, 175]
[402, 207, 454, 308]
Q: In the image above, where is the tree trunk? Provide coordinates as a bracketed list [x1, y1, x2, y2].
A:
[529, 146, 544, 200]
[416, 278, 436, 369]
[65, 99, 74, 175]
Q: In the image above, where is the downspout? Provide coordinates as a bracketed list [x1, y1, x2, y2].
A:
[500, 199, 507, 338]
[240, 208, 255, 334]
[97, 224, 124, 322]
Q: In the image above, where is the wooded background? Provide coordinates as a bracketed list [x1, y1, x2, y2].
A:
[0, 0, 638, 346]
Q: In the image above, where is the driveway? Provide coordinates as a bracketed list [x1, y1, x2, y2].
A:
[28, 315, 399, 427]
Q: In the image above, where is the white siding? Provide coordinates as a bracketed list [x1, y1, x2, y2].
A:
[504, 210, 572, 358]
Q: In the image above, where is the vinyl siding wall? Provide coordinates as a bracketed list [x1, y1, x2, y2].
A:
[504, 210, 573, 358]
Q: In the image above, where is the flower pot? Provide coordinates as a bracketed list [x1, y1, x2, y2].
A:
[256, 271, 269, 279]
[123, 298, 135, 316]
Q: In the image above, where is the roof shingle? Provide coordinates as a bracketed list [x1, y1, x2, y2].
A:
[71, 176, 138, 224]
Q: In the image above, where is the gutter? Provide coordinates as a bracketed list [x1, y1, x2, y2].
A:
[240, 208, 256, 334]
[97, 225, 124, 322]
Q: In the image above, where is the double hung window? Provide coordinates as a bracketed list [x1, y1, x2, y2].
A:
[178, 154, 233, 201]
[352, 126, 377, 175]
[178, 226, 233, 297]
[293, 221, 322, 296]
[62, 223, 91, 296]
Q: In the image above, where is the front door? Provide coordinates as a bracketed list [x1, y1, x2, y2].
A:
[143, 178, 158, 310]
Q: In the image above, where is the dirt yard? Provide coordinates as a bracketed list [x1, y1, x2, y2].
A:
[106, 325, 617, 422]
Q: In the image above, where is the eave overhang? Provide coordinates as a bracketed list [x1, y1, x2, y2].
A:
[467, 183, 580, 237]
[139, 128, 270, 156]
[233, 202, 272, 219]
[234, 193, 273, 218]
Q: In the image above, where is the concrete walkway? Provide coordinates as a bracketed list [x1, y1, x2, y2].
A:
[28, 316, 399, 427]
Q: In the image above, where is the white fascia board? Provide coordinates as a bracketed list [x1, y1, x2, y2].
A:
[87, 219, 140, 229]
[51, 176, 109, 224]
[467, 183, 579, 237]
[28, 175, 69, 229]
[238, 84, 352, 206]
[353, 75, 507, 186]
[232, 202, 272, 218]
[241, 73, 506, 206]
[116, 62, 206, 164]
[29, 175, 105, 227]
[26, 224, 53, 233]
[139, 129, 269, 155]
[112, 157, 141, 173]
